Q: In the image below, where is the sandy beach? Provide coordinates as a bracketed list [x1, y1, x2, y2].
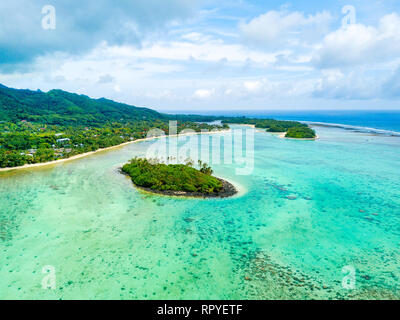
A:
[0, 129, 231, 173]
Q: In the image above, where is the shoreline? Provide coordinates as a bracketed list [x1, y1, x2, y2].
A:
[0, 129, 231, 173]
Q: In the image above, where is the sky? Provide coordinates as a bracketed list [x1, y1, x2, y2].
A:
[1, 0, 400, 112]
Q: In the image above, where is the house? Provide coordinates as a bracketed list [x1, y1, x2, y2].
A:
[56, 138, 70, 144]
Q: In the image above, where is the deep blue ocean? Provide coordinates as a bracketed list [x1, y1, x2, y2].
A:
[170, 110, 400, 133]
[249, 110, 400, 133]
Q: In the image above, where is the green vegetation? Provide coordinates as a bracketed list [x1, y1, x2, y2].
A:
[285, 127, 316, 139]
[0, 120, 226, 168]
[0, 84, 164, 125]
[0, 84, 228, 168]
[221, 117, 316, 138]
[122, 158, 223, 194]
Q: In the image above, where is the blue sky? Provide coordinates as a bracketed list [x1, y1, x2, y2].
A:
[1, 0, 400, 111]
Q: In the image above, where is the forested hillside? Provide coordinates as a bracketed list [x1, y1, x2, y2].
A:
[0, 84, 165, 126]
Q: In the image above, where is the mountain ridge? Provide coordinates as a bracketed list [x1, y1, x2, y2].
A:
[0, 83, 166, 126]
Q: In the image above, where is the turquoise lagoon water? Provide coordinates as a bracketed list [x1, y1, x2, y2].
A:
[0, 126, 399, 299]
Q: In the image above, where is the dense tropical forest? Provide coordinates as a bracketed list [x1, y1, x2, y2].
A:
[121, 158, 226, 196]
[285, 126, 316, 139]
[0, 83, 315, 168]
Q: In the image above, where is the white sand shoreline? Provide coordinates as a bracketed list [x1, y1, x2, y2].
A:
[0, 129, 231, 173]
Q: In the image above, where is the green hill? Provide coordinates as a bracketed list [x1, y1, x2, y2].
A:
[0, 84, 165, 126]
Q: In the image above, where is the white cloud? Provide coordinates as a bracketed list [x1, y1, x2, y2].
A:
[119, 39, 278, 65]
[244, 80, 262, 92]
[194, 89, 214, 99]
[313, 13, 400, 69]
[240, 10, 332, 48]
[381, 67, 400, 98]
[181, 32, 212, 43]
[313, 69, 381, 99]
[97, 74, 115, 84]
[0, 0, 201, 69]
[2, 3, 400, 109]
